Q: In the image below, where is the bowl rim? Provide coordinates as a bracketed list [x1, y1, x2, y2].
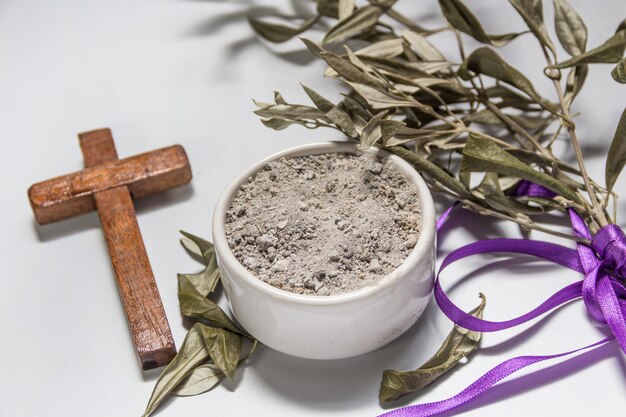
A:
[212, 141, 436, 306]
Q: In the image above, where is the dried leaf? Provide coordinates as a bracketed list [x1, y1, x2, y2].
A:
[439, 0, 524, 47]
[254, 102, 327, 121]
[338, 0, 356, 20]
[460, 47, 547, 107]
[345, 81, 415, 110]
[248, 15, 319, 43]
[179, 231, 220, 296]
[563, 64, 588, 107]
[172, 364, 224, 397]
[379, 295, 486, 402]
[612, 57, 626, 83]
[467, 109, 547, 129]
[402, 30, 445, 61]
[388, 145, 472, 199]
[356, 38, 405, 58]
[320, 50, 385, 88]
[143, 325, 210, 417]
[552, 29, 626, 68]
[553, 0, 587, 56]
[301, 84, 335, 112]
[606, 108, 626, 192]
[359, 112, 386, 150]
[197, 325, 242, 379]
[326, 102, 359, 137]
[508, 0, 556, 54]
[323, 5, 384, 45]
[178, 275, 247, 336]
[461, 132, 581, 203]
[317, 0, 338, 18]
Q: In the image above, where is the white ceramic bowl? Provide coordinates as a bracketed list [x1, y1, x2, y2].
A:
[212, 142, 436, 360]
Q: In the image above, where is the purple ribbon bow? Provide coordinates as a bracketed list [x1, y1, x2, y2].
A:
[380, 181, 626, 417]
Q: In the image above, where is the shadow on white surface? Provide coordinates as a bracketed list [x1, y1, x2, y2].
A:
[32, 185, 195, 242]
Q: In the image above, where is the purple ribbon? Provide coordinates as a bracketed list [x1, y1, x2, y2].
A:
[380, 182, 626, 417]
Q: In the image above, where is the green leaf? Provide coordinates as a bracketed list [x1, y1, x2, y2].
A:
[612, 57, 626, 83]
[460, 47, 547, 106]
[553, 0, 587, 56]
[439, 0, 525, 46]
[248, 15, 319, 43]
[172, 364, 224, 397]
[552, 30, 626, 68]
[379, 294, 486, 402]
[606, 108, 626, 192]
[178, 275, 247, 336]
[508, 0, 556, 54]
[197, 325, 242, 380]
[143, 324, 210, 417]
[179, 231, 221, 296]
[461, 132, 581, 203]
[323, 5, 384, 45]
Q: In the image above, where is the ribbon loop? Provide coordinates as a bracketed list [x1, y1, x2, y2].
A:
[592, 224, 626, 279]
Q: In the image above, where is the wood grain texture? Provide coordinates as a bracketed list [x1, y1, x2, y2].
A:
[80, 129, 177, 370]
[28, 144, 191, 225]
[28, 128, 189, 370]
[94, 187, 176, 369]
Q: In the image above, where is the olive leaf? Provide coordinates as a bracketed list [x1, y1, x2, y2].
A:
[388, 145, 472, 199]
[323, 4, 384, 45]
[172, 364, 224, 397]
[461, 132, 581, 203]
[439, 0, 524, 47]
[301, 84, 335, 112]
[379, 294, 486, 402]
[179, 231, 220, 296]
[563, 64, 588, 107]
[326, 102, 359, 137]
[606, 108, 626, 193]
[356, 38, 405, 58]
[178, 275, 247, 336]
[143, 324, 211, 417]
[508, 0, 556, 54]
[402, 30, 445, 61]
[359, 111, 386, 150]
[459, 47, 547, 107]
[552, 29, 626, 68]
[248, 15, 319, 43]
[553, 0, 587, 56]
[612, 57, 626, 83]
[197, 325, 242, 379]
[320, 50, 386, 88]
[338, 0, 356, 20]
[317, 0, 338, 18]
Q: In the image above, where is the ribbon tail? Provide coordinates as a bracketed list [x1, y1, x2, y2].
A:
[378, 337, 614, 417]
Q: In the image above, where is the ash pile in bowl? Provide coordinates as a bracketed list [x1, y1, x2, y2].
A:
[224, 152, 421, 296]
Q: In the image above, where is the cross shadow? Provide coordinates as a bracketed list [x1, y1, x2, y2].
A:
[31, 185, 194, 242]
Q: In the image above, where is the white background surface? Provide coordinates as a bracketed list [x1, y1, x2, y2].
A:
[1, 1, 625, 416]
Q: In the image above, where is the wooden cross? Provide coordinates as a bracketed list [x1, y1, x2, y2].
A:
[28, 128, 192, 370]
